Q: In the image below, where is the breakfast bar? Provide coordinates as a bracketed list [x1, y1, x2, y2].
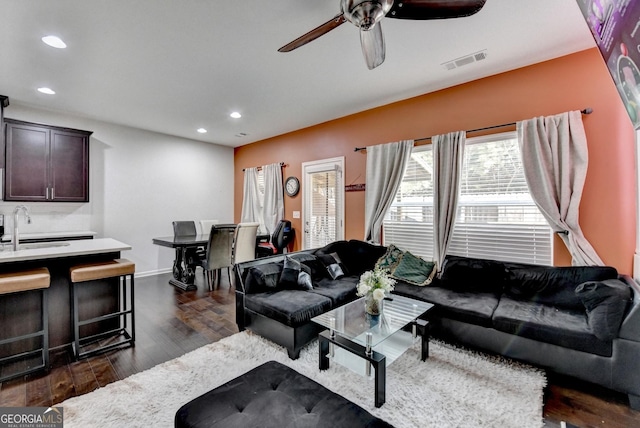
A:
[0, 238, 132, 353]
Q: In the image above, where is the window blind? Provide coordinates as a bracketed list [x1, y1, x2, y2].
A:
[308, 169, 339, 248]
[383, 132, 552, 265]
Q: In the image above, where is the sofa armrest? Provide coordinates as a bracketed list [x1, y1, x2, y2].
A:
[618, 275, 640, 341]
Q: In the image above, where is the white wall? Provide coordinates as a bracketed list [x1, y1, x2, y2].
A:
[2, 103, 235, 276]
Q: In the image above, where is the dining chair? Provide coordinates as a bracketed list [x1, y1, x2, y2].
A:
[256, 219, 294, 257]
[199, 219, 220, 235]
[232, 222, 260, 265]
[172, 221, 198, 237]
[172, 221, 205, 263]
[200, 225, 234, 290]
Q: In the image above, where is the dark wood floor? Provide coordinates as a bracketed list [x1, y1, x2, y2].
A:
[0, 272, 638, 427]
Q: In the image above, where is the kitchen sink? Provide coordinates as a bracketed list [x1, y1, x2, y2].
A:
[17, 242, 71, 250]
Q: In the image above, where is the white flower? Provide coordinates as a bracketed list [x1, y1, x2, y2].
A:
[372, 288, 386, 301]
[356, 267, 396, 297]
[357, 282, 371, 296]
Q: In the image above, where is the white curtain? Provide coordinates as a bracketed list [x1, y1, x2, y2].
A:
[262, 162, 284, 236]
[433, 131, 466, 270]
[364, 140, 414, 243]
[240, 167, 261, 226]
[517, 111, 603, 266]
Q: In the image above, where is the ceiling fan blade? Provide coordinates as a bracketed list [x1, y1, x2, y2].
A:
[278, 13, 346, 52]
[360, 23, 385, 70]
[387, 0, 487, 20]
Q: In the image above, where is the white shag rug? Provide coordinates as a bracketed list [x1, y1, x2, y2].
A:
[60, 331, 546, 427]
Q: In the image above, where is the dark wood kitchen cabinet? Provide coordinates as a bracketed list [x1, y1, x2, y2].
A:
[3, 119, 91, 202]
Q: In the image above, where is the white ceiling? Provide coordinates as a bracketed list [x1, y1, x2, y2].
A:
[0, 0, 596, 148]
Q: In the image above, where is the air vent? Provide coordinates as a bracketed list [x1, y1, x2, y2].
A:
[442, 49, 488, 71]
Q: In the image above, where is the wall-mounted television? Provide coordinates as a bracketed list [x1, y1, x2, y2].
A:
[576, 0, 640, 129]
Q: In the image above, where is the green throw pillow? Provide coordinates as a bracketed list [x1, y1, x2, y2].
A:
[375, 244, 404, 272]
[391, 251, 437, 286]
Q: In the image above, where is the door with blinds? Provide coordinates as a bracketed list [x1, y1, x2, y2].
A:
[302, 157, 344, 250]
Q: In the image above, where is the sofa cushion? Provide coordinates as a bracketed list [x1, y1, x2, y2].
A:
[492, 296, 612, 356]
[390, 251, 437, 286]
[575, 279, 632, 341]
[310, 276, 359, 306]
[344, 240, 387, 275]
[439, 255, 508, 293]
[314, 241, 350, 261]
[245, 290, 332, 327]
[375, 244, 404, 272]
[317, 252, 348, 280]
[244, 262, 284, 294]
[392, 282, 500, 326]
[505, 266, 619, 311]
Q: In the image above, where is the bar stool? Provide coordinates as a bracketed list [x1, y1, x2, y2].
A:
[69, 259, 135, 359]
[0, 267, 50, 382]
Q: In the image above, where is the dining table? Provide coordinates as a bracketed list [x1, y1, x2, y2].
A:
[152, 233, 210, 290]
[152, 224, 268, 291]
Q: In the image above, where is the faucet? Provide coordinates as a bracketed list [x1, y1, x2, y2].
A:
[12, 205, 31, 251]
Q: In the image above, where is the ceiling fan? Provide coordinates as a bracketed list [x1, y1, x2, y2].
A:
[278, 0, 487, 70]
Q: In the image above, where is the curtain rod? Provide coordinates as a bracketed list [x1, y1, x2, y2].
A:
[354, 108, 593, 152]
[242, 162, 285, 172]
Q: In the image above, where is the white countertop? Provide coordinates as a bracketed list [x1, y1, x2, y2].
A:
[0, 238, 131, 263]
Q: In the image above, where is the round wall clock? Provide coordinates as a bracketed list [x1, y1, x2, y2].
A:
[284, 176, 300, 196]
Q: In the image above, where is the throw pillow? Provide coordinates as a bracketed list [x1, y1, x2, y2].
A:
[279, 256, 302, 289]
[317, 252, 347, 280]
[290, 253, 325, 281]
[575, 279, 632, 341]
[375, 244, 404, 272]
[390, 251, 437, 286]
[249, 262, 284, 291]
[297, 271, 313, 290]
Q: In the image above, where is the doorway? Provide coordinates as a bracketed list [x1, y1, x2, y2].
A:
[302, 157, 345, 249]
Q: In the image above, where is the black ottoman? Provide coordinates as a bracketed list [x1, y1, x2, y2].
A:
[175, 360, 393, 428]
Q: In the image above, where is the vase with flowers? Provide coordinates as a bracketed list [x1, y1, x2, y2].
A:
[356, 267, 396, 316]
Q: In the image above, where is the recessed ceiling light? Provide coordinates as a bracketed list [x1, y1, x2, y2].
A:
[37, 87, 56, 95]
[197, 128, 207, 134]
[42, 35, 67, 49]
[230, 112, 242, 119]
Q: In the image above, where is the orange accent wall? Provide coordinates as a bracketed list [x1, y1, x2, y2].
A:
[234, 48, 637, 275]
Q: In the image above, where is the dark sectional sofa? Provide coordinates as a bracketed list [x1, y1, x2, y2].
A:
[234, 240, 640, 409]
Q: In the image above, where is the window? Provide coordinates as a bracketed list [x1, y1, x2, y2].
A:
[383, 132, 552, 265]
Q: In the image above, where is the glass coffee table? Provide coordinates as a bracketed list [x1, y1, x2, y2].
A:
[311, 294, 434, 407]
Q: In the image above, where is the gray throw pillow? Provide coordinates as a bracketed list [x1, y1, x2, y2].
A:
[318, 252, 346, 280]
[297, 271, 313, 290]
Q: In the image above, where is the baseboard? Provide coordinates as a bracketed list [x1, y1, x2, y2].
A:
[135, 268, 172, 278]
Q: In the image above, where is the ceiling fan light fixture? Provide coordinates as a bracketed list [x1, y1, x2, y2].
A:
[342, 0, 393, 29]
[230, 112, 242, 119]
